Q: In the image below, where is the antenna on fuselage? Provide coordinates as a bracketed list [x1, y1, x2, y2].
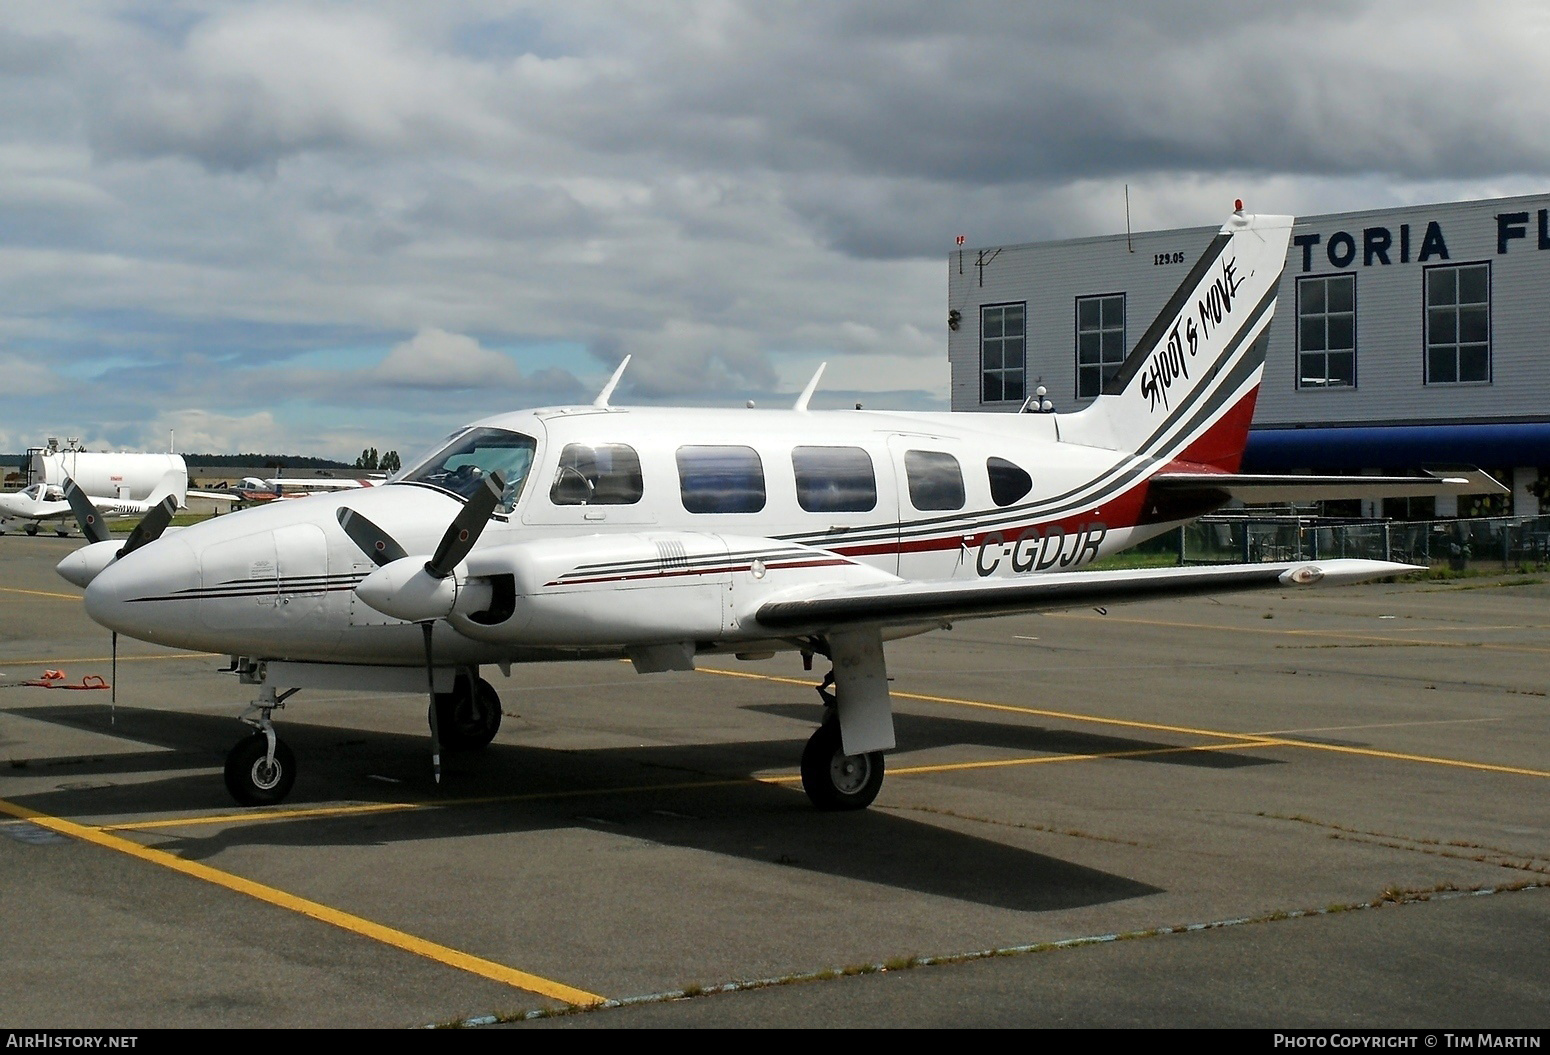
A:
[793, 362, 827, 412]
[592, 355, 632, 408]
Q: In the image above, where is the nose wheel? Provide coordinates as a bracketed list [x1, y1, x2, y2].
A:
[225, 733, 296, 806]
[226, 686, 300, 806]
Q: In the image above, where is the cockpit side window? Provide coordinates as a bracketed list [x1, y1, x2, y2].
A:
[550, 443, 644, 506]
[399, 427, 538, 512]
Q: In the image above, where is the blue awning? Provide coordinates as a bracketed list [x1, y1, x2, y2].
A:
[1243, 423, 1550, 472]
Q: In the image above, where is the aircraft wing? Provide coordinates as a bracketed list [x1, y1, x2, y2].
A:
[187, 489, 241, 506]
[753, 559, 1417, 635]
[1148, 468, 1507, 504]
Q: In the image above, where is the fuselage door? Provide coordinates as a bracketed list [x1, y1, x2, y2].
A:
[887, 434, 973, 581]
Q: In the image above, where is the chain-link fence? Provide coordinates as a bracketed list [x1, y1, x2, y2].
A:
[1166, 514, 1550, 571]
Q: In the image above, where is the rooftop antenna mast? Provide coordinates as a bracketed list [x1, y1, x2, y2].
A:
[1125, 184, 1134, 253]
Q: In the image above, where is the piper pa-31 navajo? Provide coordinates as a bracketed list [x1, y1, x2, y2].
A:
[56, 208, 1497, 810]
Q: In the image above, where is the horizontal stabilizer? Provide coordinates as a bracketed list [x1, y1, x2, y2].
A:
[1150, 468, 1508, 503]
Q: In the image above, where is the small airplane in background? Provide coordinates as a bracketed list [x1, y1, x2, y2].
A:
[228, 476, 379, 504]
[54, 207, 1503, 811]
[0, 473, 186, 536]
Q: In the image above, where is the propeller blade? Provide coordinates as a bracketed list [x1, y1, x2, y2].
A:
[426, 470, 504, 579]
[62, 477, 112, 545]
[336, 507, 408, 567]
[119, 496, 178, 557]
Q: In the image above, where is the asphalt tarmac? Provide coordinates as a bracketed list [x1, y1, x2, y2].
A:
[0, 533, 1546, 1029]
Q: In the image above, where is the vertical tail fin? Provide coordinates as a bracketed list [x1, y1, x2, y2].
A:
[145, 470, 187, 510]
[1062, 210, 1294, 471]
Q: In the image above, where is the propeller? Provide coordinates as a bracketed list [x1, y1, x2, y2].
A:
[337, 507, 408, 567]
[56, 483, 181, 589]
[120, 495, 179, 557]
[335, 472, 506, 786]
[343, 470, 505, 623]
[62, 477, 112, 545]
[58, 477, 180, 725]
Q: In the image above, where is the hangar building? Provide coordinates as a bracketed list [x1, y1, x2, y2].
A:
[947, 194, 1550, 518]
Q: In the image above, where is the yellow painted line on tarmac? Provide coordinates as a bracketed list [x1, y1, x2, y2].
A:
[1251, 739, 1550, 779]
[0, 794, 605, 1007]
[699, 666, 1275, 743]
[887, 739, 1280, 777]
[699, 666, 1550, 781]
[0, 652, 216, 667]
[1047, 611, 1550, 655]
[0, 586, 81, 601]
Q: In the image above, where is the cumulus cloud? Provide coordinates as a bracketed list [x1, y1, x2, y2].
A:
[0, 1, 1543, 456]
[373, 327, 526, 389]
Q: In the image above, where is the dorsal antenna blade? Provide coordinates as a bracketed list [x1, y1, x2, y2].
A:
[793, 362, 827, 412]
[592, 355, 632, 408]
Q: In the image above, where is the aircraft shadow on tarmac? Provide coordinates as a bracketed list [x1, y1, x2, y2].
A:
[0, 698, 1298, 912]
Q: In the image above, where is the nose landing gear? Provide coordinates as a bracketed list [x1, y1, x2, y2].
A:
[225, 686, 299, 806]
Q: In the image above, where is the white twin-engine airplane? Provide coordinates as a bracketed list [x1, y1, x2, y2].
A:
[56, 209, 1494, 811]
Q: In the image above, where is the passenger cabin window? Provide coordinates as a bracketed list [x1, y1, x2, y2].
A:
[987, 457, 1033, 506]
[399, 426, 537, 513]
[549, 443, 644, 506]
[792, 446, 877, 513]
[904, 450, 965, 511]
[677, 445, 766, 513]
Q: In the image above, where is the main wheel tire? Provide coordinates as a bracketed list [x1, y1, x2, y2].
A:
[800, 718, 884, 811]
[224, 734, 296, 806]
[24, 523, 38, 536]
[432, 676, 502, 751]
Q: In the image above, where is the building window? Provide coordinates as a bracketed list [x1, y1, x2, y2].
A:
[1075, 294, 1125, 398]
[981, 303, 1025, 403]
[1425, 263, 1490, 384]
[1297, 275, 1356, 388]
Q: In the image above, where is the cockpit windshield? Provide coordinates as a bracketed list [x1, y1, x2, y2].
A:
[397, 427, 538, 512]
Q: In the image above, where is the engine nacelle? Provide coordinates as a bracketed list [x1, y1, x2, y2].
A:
[446, 532, 898, 647]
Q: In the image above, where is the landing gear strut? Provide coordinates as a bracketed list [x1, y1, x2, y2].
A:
[430, 673, 503, 751]
[800, 669, 885, 811]
[225, 686, 298, 806]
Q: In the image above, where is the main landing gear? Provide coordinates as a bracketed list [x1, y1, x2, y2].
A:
[221, 670, 504, 806]
[799, 670, 885, 811]
[431, 673, 502, 751]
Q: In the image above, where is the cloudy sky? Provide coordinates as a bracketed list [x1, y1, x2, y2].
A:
[1, 1, 1546, 460]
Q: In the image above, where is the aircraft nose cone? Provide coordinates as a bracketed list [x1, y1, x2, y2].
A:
[84, 537, 200, 639]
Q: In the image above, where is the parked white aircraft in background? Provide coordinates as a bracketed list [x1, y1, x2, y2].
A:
[0, 472, 185, 536]
[2, 450, 236, 534]
[230, 476, 378, 504]
[55, 208, 1500, 810]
